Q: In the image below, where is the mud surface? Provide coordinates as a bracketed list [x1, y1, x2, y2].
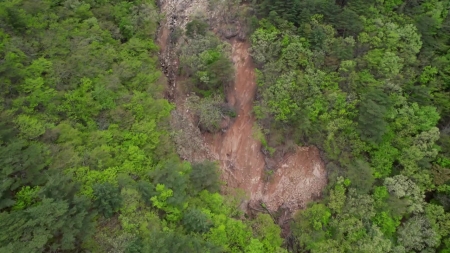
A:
[204, 40, 265, 196]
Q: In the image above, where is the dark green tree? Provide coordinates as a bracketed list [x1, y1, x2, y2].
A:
[151, 160, 189, 208]
[189, 160, 221, 194]
[345, 159, 375, 194]
[182, 208, 213, 234]
[0, 139, 48, 209]
[357, 89, 392, 143]
[93, 182, 123, 218]
[0, 173, 94, 252]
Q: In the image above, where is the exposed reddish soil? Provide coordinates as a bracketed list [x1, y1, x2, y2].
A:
[204, 40, 327, 214]
[157, 22, 169, 54]
[204, 40, 266, 196]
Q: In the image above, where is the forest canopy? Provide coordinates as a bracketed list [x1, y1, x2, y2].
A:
[252, 0, 450, 252]
[0, 0, 284, 252]
[2, 0, 450, 252]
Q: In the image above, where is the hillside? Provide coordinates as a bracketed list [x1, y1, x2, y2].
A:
[1, 0, 450, 253]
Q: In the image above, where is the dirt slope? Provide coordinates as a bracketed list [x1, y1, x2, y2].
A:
[205, 41, 327, 213]
[205, 40, 265, 196]
[157, 0, 327, 215]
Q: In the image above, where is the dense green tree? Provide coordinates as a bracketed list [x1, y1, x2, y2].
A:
[357, 89, 392, 143]
[151, 160, 190, 209]
[250, 213, 284, 252]
[291, 203, 331, 249]
[93, 182, 123, 218]
[0, 139, 48, 209]
[183, 208, 213, 234]
[345, 159, 375, 194]
[397, 215, 440, 252]
[1, 173, 94, 252]
[189, 160, 221, 194]
[179, 34, 233, 96]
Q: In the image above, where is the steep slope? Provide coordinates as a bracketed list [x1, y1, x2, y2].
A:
[205, 40, 326, 214]
[157, 0, 327, 216]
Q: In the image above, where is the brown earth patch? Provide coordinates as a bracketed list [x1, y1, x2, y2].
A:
[204, 40, 266, 197]
[261, 146, 326, 212]
[204, 40, 327, 214]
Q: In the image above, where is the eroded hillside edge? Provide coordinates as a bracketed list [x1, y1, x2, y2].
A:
[156, 0, 327, 225]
